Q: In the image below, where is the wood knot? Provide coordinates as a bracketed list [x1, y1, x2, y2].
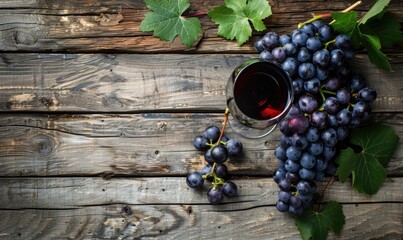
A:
[121, 206, 132, 217]
[14, 31, 37, 46]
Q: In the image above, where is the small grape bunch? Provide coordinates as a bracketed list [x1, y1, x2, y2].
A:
[187, 124, 243, 204]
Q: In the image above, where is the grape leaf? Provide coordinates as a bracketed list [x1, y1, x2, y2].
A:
[140, 0, 202, 48]
[331, 12, 357, 37]
[361, 34, 392, 71]
[336, 124, 399, 195]
[208, 0, 272, 46]
[295, 201, 345, 240]
[359, 0, 391, 24]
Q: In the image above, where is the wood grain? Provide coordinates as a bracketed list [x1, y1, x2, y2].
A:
[0, 113, 401, 177]
[0, 54, 402, 112]
[0, 177, 402, 239]
[0, 0, 401, 53]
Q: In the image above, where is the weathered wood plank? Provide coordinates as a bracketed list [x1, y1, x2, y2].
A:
[0, 177, 402, 239]
[0, 54, 402, 112]
[0, 0, 401, 53]
[0, 113, 401, 177]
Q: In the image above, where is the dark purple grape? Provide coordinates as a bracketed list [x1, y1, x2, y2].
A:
[336, 108, 352, 125]
[290, 196, 302, 208]
[289, 115, 310, 133]
[273, 168, 287, 183]
[284, 42, 298, 56]
[350, 74, 366, 91]
[337, 126, 349, 140]
[275, 146, 287, 161]
[315, 157, 328, 171]
[291, 133, 309, 150]
[204, 149, 214, 164]
[292, 31, 309, 47]
[286, 146, 302, 161]
[276, 201, 289, 212]
[201, 165, 213, 175]
[297, 47, 312, 63]
[318, 24, 334, 42]
[279, 34, 291, 46]
[193, 135, 208, 150]
[279, 118, 292, 136]
[279, 191, 292, 203]
[282, 57, 298, 77]
[312, 20, 325, 31]
[306, 127, 320, 142]
[211, 145, 228, 163]
[260, 50, 273, 61]
[292, 78, 304, 95]
[278, 179, 292, 191]
[310, 111, 327, 129]
[289, 205, 304, 217]
[300, 152, 316, 169]
[330, 49, 345, 68]
[308, 141, 324, 156]
[262, 32, 279, 50]
[288, 104, 303, 117]
[303, 77, 321, 94]
[321, 128, 338, 147]
[358, 87, 377, 103]
[336, 88, 351, 104]
[325, 76, 341, 91]
[272, 47, 286, 63]
[296, 180, 312, 195]
[299, 168, 315, 180]
[298, 95, 318, 114]
[298, 62, 316, 80]
[352, 101, 370, 120]
[226, 139, 243, 156]
[186, 172, 204, 188]
[324, 97, 341, 114]
[286, 172, 300, 184]
[215, 164, 228, 178]
[300, 23, 316, 37]
[306, 37, 322, 52]
[254, 37, 265, 52]
[285, 159, 301, 172]
[207, 187, 223, 204]
[327, 114, 339, 128]
[322, 146, 336, 161]
[313, 49, 330, 68]
[222, 181, 238, 197]
[204, 126, 221, 143]
[316, 67, 329, 81]
[335, 34, 351, 49]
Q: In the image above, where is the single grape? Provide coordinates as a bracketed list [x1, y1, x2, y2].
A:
[273, 168, 287, 183]
[260, 50, 274, 61]
[297, 47, 312, 63]
[336, 108, 352, 125]
[186, 172, 204, 188]
[211, 145, 228, 163]
[298, 62, 316, 80]
[278, 179, 292, 191]
[322, 146, 336, 161]
[275, 146, 287, 161]
[358, 87, 377, 103]
[306, 37, 322, 52]
[315, 157, 328, 171]
[289, 115, 310, 133]
[289, 205, 304, 217]
[279, 191, 292, 203]
[193, 135, 208, 150]
[316, 67, 329, 81]
[299, 168, 315, 180]
[201, 165, 213, 175]
[312, 20, 325, 31]
[215, 164, 228, 178]
[303, 77, 321, 94]
[288, 104, 303, 117]
[262, 32, 279, 50]
[349, 117, 361, 128]
[204, 149, 214, 164]
[300, 23, 316, 37]
[306, 127, 320, 142]
[300, 152, 316, 169]
[308, 141, 324, 156]
[222, 181, 238, 197]
[279, 118, 292, 136]
[296, 180, 312, 195]
[254, 37, 265, 52]
[330, 49, 345, 68]
[272, 47, 286, 63]
[336, 88, 351, 104]
[325, 76, 341, 91]
[324, 97, 341, 114]
[312, 49, 330, 68]
[310, 111, 327, 129]
[318, 24, 334, 42]
[291, 133, 309, 150]
[290, 196, 302, 208]
[286, 172, 301, 184]
[285, 159, 301, 173]
[207, 187, 223, 204]
[327, 114, 338, 128]
[276, 201, 289, 212]
[279, 34, 291, 46]
[226, 139, 243, 156]
[283, 42, 298, 56]
[321, 128, 338, 147]
[280, 135, 292, 147]
[286, 146, 302, 161]
[292, 31, 309, 47]
[337, 126, 349, 140]
[352, 101, 370, 120]
[298, 95, 318, 114]
[204, 126, 221, 143]
[282, 57, 298, 77]
[335, 34, 351, 49]
[292, 78, 304, 95]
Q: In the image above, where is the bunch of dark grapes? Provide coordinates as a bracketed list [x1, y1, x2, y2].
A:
[255, 20, 377, 216]
[187, 125, 243, 204]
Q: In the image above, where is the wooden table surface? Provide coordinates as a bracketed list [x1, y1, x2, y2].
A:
[0, 1, 402, 239]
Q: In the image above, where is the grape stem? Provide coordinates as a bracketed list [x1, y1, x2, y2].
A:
[316, 175, 335, 212]
[181, 11, 208, 18]
[217, 108, 230, 144]
[298, 1, 362, 28]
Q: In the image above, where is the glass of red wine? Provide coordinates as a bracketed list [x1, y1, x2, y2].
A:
[226, 59, 293, 138]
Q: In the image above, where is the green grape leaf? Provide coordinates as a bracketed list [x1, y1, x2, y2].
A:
[331, 12, 357, 37]
[360, 13, 403, 48]
[336, 124, 399, 195]
[140, 0, 202, 48]
[361, 33, 392, 72]
[208, 0, 272, 46]
[295, 201, 345, 240]
[359, 0, 391, 24]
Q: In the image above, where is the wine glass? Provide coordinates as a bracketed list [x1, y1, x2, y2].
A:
[226, 58, 294, 138]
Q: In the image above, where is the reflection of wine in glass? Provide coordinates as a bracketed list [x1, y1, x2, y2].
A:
[226, 59, 293, 138]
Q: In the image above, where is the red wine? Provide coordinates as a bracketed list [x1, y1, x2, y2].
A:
[233, 62, 289, 120]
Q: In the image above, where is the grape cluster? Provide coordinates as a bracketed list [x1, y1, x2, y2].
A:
[255, 21, 377, 216]
[187, 125, 243, 204]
